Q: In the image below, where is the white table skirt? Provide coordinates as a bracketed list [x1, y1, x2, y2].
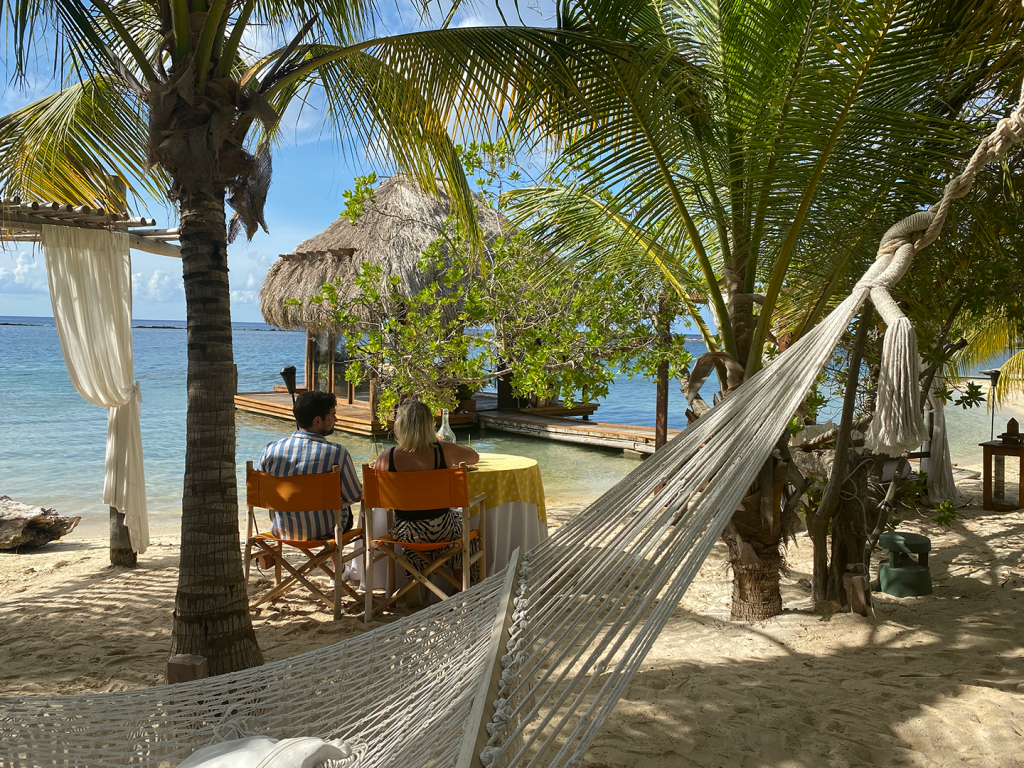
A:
[483, 501, 547, 575]
[351, 502, 548, 592]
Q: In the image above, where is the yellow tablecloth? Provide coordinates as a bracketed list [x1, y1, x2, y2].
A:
[468, 453, 547, 524]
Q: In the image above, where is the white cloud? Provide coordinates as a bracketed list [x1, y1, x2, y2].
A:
[132, 269, 185, 303]
[229, 266, 266, 305]
[225, 246, 283, 311]
[0, 251, 48, 294]
[456, 14, 488, 28]
[275, 94, 331, 148]
[238, 23, 293, 63]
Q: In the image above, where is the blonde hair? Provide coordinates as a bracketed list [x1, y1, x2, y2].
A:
[394, 400, 436, 453]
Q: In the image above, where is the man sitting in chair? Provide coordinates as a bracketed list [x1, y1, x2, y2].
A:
[258, 390, 362, 540]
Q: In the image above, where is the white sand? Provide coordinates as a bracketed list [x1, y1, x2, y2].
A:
[2, 481, 1022, 767]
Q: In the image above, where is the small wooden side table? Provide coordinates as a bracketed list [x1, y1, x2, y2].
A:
[980, 440, 1024, 511]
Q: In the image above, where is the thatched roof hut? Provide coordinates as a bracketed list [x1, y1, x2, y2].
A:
[260, 175, 506, 333]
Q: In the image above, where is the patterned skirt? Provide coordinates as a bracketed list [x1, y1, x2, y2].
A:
[390, 508, 481, 580]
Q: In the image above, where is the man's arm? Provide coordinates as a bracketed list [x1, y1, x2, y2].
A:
[256, 442, 273, 473]
[339, 449, 363, 504]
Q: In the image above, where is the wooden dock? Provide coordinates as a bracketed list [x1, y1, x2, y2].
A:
[234, 389, 671, 454]
[477, 410, 678, 454]
[234, 390, 476, 435]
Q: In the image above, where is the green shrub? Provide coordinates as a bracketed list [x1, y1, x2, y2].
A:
[931, 500, 958, 526]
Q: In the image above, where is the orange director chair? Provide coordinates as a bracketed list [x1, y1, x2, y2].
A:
[361, 462, 486, 622]
[244, 461, 366, 620]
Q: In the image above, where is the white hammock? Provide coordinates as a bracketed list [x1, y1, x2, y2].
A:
[2, 96, 1021, 768]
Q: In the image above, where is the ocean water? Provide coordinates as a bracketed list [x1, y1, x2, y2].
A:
[0, 316, 1012, 537]
[0, 316, 707, 536]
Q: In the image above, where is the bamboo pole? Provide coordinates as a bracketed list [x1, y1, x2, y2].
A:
[0, 218, 181, 257]
[455, 548, 521, 768]
[128, 233, 182, 257]
[0, 211, 156, 229]
[129, 228, 181, 238]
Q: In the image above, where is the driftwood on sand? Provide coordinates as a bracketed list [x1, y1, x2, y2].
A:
[0, 496, 80, 550]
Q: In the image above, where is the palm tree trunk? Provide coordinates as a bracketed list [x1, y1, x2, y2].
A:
[718, 268, 786, 620]
[722, 461, 785, 621]
[170, 189, 263, 676]
[729, 548, 783, 621]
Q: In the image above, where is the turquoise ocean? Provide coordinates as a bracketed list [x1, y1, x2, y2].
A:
[0, 316, 1010, 537]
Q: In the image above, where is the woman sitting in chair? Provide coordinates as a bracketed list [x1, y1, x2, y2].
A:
[373, 400, 481, 581]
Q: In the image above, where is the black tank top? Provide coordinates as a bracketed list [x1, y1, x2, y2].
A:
[388, 442, 450, 522]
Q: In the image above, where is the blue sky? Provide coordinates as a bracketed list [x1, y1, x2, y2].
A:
[0, 0, 558, 322]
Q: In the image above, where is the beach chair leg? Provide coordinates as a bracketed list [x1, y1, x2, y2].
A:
[333, 523, 342, 621]
[244, 506, 254, 588]
[385, 508, 396, 602]
[388, 556, 397, 602]
[363, 502, 374, 623]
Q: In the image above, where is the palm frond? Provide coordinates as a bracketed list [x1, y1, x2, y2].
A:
[0, 75, 165, 209]
[506, 183, 721, 351]
[993, 349, 1024, 405]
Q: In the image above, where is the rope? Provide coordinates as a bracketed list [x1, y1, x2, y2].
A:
[864, 91, 1024, 455]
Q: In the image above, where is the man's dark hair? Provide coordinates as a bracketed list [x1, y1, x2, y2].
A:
[294, 390, 337, 429]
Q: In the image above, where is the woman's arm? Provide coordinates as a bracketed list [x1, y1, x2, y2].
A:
[443, 442, 480, 467]
[372, 448, 391, 471]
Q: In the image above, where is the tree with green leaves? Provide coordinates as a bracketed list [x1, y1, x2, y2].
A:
[0, 0, 644, 673]
[919, 160, 1024, 409]
[506, 0, 1024, 620]
[787, 147, 1024, 608]
[315, 166, 696, 424]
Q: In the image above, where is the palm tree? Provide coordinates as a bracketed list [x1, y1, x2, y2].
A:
[913, 155, 1024, 413]
[507, 0, 1024, 619]
[506, 182, 719, 446]
[0, 0, 643, 674]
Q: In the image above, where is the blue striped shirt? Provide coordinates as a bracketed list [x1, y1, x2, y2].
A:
[257, 431, 362, 541]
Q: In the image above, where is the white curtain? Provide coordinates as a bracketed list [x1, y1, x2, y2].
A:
[922, 380, 962, 505]
[42, 224, 149, 553]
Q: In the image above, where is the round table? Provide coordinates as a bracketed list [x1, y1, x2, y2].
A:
[469, 453, 549, 573]
[353, 452, 549, 591]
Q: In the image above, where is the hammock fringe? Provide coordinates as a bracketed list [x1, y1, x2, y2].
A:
[866, 315, 928, 456]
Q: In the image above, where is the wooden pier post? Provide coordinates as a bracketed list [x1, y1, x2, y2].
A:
[109, 507, 137, 567]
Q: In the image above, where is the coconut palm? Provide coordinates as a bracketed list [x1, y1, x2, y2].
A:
[915, 157, 1024, 409]
[0, 0, 658, 673]
[508, 0, 1024, 619]
[961, 322, 1024, 405]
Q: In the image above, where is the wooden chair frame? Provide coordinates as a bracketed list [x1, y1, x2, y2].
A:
[243, 461, 366, 620]
[361, 462, 487, 622]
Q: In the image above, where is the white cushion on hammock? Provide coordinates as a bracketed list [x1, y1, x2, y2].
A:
[177, 736, 360, 768]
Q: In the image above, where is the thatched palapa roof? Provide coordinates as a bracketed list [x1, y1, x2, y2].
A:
[260, 175, 506, 333]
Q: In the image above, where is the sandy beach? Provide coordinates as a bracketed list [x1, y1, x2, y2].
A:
[2, 478, 1022, 767]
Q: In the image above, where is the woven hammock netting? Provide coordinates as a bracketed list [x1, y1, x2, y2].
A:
[2, 94, 1023, 768]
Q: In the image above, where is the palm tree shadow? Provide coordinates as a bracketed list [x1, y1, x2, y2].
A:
[2, 506, 1020, 768]
[580, 506, 1024, 768]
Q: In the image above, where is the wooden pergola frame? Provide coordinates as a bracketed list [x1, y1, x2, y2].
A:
[0, 196, 181, 258]
[1, 195, 180, 566]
